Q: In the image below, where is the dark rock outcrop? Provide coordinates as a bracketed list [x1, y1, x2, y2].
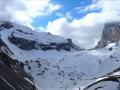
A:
[95, 22, 120, 49]
[0, 52, 36, 90]
[0, 21, 14, 29]
[8, 32, 82, 51]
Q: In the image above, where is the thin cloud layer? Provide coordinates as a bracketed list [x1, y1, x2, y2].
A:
[46, 0, 120, 49]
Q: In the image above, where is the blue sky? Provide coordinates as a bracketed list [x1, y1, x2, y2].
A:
[32, 0, 100, 28]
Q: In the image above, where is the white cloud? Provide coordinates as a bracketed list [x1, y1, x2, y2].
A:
[46, 0, 120, 49]
[0, 0, 61, 29]
[47, 18, 68, 34]
[47, 4, 61, 14]
[84, 3, 101, 12]
[56, 11, 73, 20]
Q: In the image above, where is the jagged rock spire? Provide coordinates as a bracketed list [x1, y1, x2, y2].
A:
[95, 22, 120, 48]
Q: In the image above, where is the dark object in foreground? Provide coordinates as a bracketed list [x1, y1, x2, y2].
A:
[0, 52, 37, 90]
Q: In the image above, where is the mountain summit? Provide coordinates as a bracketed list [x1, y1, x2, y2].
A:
[95, 22, 120, 48]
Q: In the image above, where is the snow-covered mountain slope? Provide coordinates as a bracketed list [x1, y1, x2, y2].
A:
[1, 21, 120, 90]
[24, 44, 120, 90]
[0, 21, 82, 60]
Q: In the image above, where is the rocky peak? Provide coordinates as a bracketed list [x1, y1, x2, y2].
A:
[95, 22, 120, 49]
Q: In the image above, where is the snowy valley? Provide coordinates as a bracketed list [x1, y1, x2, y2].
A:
[0, 21, 120, 90]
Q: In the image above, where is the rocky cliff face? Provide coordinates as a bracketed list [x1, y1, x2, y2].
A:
[95, 22, 120, 48]
[8, 33, 82, 51]
[0, 21, 37, 90]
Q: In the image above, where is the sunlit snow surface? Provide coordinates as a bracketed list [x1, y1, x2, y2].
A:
[24, 47, 120, 90]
